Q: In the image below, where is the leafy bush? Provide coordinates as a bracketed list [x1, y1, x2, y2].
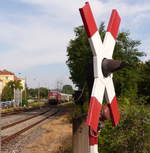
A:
[136, 96, 150, 105]
[22, 99, 28, 107]
[99, 104, 150, 153]
[71, 102, 88, 120]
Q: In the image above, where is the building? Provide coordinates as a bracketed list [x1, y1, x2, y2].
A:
[0, 79, 3, 97]
[0, 70, 25, 100]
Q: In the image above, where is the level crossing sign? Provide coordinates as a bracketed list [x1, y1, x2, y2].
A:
[79, 2, 122, 153]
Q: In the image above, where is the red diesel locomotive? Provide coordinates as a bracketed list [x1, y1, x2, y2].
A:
[48, 91, 72, 105]
[48, 91, 61, 104]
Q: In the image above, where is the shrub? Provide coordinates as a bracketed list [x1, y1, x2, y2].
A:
[98, 104, 150, 153]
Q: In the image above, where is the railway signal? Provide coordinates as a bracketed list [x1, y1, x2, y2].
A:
[79, 2, 124, 153]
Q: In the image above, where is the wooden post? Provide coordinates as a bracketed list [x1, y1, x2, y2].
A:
[73, 115, 89, 153]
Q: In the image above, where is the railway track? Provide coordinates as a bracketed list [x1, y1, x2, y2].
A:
[1, 106, 48, 117]
[1, 110, 50, 130]
[1, 108, 59, 144]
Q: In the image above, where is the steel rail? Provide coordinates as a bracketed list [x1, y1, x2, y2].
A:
[2, 110, 50, 130]
[1, 106, 48, 117]
[2, 109, 59, 143]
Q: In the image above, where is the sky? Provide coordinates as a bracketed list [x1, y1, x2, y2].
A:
[0, 0, 150, 89]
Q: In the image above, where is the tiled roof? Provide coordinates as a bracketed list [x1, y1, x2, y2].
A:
[0, 70, 22, 81]
[14, 76, 20, 81]
[0, 70, 14, 75]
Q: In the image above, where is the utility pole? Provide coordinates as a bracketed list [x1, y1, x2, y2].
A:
[38, 83, 40, 102]
[57, 81, 59, 92]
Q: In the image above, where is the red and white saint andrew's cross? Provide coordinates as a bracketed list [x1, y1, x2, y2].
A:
[79, 2, 121, 152]
[79, 2, 121, 133]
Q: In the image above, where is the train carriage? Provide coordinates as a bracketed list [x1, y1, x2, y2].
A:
[48, 91, 72, 104]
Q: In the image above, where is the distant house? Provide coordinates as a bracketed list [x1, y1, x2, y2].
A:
[0, 79, 3, 98]
[0, 70, 25, 100]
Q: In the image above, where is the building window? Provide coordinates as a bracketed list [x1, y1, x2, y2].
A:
[6, 76, 8, 80]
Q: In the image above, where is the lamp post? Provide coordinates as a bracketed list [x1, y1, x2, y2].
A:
[56, 81, 63, 92]
[38, 82, 40, 102]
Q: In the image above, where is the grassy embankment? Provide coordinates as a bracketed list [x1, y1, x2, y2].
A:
[1, 101, 48, 113]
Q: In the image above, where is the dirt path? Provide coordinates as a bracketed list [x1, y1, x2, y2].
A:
[22, 106, 72, 153]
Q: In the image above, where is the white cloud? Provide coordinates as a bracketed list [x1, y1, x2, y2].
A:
[0, 0, 150, 87]
[0, 16, 72, 71]
[140, 38, 150, 61]
[18, 0, 150, 31]
[1, 1, 150, 70]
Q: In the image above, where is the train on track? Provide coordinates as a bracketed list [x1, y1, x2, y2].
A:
[48, 91, 72, 105]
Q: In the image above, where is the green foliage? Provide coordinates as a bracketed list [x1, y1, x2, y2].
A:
[28, 88, 37, 98]
[99, 104, 150, 153]
[22, 90, 28, 106]
[39, 87, 49, 98]
[62, 85, 74, 94]
[7, 80, 23, 90]
[66, 23, 107, 97]
[137, 60, 150, 104]
[66, 25, 91, 89]
[70, 101, 88, 120]
[28, 87, 49, 99]
[1, 80, 23, 101]
[113, 32, 144, 100]
[1, 86, 13, 101]
[28, 102, 46, 108]
[22, 99, 28, 107]
[13, 80, 23, 90]
[66, 24, 145, 102]
[66, 23, 150, 152]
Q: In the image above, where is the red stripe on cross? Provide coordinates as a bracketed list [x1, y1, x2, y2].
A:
[89, 135, 98, 145]
[79, 2, 98, 38]
[86, 96, 102, 132]
[107, 9, 121, 40]
[108, 96, 120, 126]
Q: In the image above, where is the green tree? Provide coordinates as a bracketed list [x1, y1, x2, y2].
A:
[6, 80, 23, 91]
[13, 80, 23, 90]
[62, 85, 74, 94]
[1, 86, 13, 101]
[66, 24, 144, 100]
[39, 87, 49, 99]
[99, 104, 150, 153]
[113, 32, 144, 100]
[28, 87, 49, 99]
[1, 80, 23, 101]
[137, 60, 150, 104]
[66, 25, 90, 89]
[28, 88, 38, 98]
